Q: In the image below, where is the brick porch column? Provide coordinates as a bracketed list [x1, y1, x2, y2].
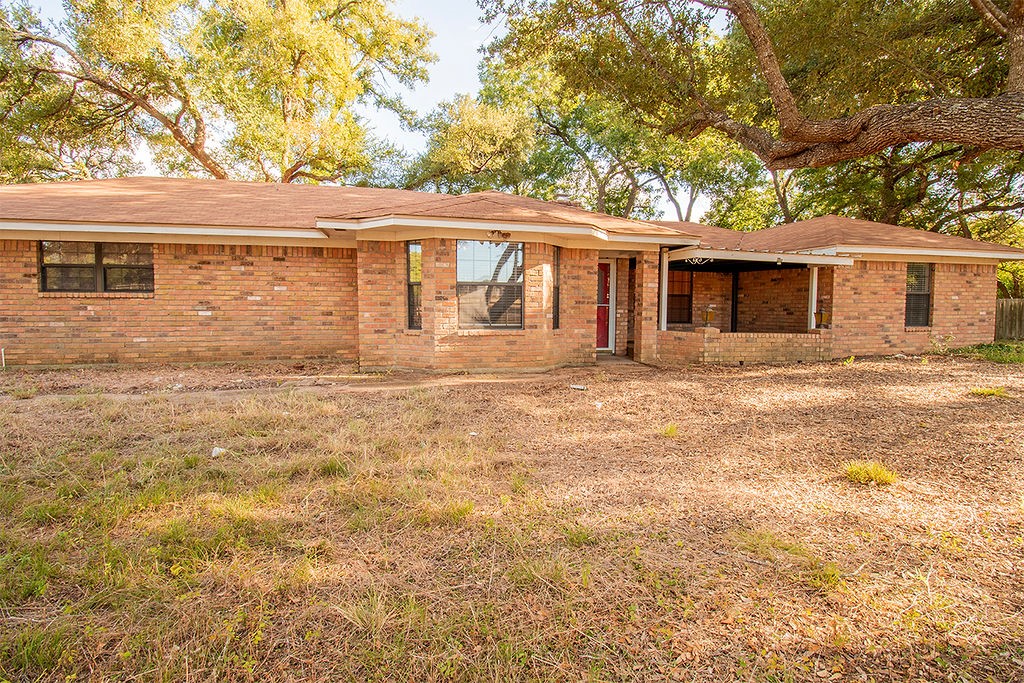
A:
[633, 251, 660, 363]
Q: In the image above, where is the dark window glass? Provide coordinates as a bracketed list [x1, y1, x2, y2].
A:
[905, 263, 932, 327]
[667, 270, 693, 324]
[43, 265, 96, 292]
[456, 240, 525, 329]
[104, 267, 155, 292]
[552, 246, 561, 330]
[40, 241, 154, 293]
[407, 241, 422, 330]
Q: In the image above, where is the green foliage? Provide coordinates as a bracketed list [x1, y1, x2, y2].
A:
[2, 0, 434, 183]
[954, 342, 1024, 364]
[0, 5, 140, 182]
[408, 95, 535, 193]
[843, 460, 898, 486]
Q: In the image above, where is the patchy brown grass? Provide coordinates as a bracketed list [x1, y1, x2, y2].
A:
[1, 356, 1023, 681]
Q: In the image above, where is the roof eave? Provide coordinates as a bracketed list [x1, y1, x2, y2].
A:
[667, 246, 854, 266]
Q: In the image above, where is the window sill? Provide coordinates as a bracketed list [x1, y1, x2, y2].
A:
[457, 328, 527, 336]
[39, 292, 155, 299]
[905, 326, 932, 331]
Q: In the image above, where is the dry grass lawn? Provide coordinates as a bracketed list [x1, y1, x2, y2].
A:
[1, 356, 1023, 681]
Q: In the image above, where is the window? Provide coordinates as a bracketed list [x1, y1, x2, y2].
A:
[905, 263, 932, 327]
[552, 246, 561, 330]
[40, 241, 154, 293]
[456, 240, 524, 329]
[666, 269, 693, 324]
[407, 241, 422, 330]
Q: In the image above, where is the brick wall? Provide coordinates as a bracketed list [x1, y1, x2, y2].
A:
[736, 268, 809, 333]
[356, 239, 598, 371]
[0, 240, 357, 365]
[830, 260, 998, 356]
[657, 328, 832, 365]
[632, 252, 660, 363]
[614, 258, 629, 356]
[666, 271, 733, 332]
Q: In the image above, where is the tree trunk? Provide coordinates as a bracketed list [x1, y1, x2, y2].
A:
[685, 185, 698, 222]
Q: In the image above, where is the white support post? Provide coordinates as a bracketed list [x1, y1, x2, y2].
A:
[807, 266, 819, 330]
[659, 248, 669, 331]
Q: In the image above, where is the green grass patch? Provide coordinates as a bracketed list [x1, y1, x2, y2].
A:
[969, 386, 1009, 397]
[6, 386, 39, 400]
[562, 523, 600, 548]
[952, 342, 1024, 364]
[843, 460, 898, 486]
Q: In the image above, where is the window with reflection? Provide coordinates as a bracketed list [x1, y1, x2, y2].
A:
[456, 240, 524, 329]
[40, 241, 154, 293]
[407, 241, 422, 329]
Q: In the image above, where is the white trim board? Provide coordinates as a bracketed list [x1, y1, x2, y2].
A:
[318, 215, 700, 246]
[667, 247, 854, 266]
[807, 245, 1024, 261]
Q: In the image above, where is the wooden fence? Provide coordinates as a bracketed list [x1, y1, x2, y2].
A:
[996, 299, 1024, 340]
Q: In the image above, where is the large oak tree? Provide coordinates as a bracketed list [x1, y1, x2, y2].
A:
[1, 0, 433, 182]
[483, 0, 1024, 169]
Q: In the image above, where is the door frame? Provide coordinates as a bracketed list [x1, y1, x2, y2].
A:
[597, 258, 616, 352]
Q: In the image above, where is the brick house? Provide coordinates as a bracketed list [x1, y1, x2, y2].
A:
[0, 177, 1020, 369]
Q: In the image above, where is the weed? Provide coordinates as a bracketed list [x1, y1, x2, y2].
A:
[806, 561, 844, 590]
[562, 523, 600, 547]
[340, 590, 395, 640]
[0, 547, 55, 602]
[737, 530, 810, 560]
[969, 386, 1009, 398]
[317, 457, 350, 478]
[416, 499, 473, 527]
[7, 386, 38, 400]
[0, 624, 70, 676]
[510, 471, 528, 494]
[842, 356, 855, 365]
[843, 460, 898, 486]
[662, 423, 679, 438]
[952, 342, 1024, 364]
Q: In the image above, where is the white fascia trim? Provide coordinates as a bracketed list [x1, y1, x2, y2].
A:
[607, 233, 699, 246]
[317, 215, 699, 245]
[318, 216, 603, 238]
[667, 247, 854, 266]
[0, 220, 328, 240]
[831, 244, 1024, 261]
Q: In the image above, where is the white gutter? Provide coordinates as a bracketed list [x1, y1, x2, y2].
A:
[805, 245, 1024, 261]
[0, 220, 328, 240]
[317, 215, 700, 246]
[667, 247, 854, 266]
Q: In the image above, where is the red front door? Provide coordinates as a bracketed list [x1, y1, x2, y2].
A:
[597, 262, 610, 349]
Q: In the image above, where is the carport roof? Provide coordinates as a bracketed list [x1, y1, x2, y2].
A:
[656, 216, 1024, 260]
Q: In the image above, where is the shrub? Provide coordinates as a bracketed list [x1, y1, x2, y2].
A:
[843, 460, 897, 486]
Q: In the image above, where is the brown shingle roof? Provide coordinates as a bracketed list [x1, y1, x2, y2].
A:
[0, 177, 697, 239]
[657, 215, 1024, 257]
[652, 221, 746, 249]
[324, 189, 694, 237]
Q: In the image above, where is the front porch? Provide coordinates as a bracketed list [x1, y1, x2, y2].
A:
[647, 245, 854, 365]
